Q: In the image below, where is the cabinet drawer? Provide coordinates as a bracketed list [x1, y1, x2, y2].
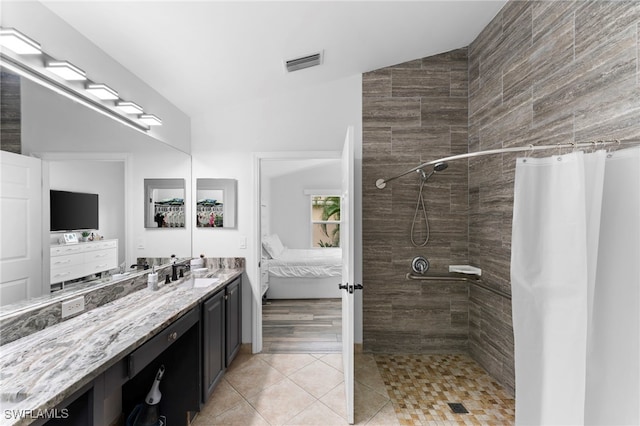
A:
[51, 265, 86, 284]
[51, 253, 84, 270]
[85, 240, 117, 251]
[51, 245, 83, 257]
[84, 248, 117, 262]
[85, 258, 117, 275]
[128, 306, 200, 378]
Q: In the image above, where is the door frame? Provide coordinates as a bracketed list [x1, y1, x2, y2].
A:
[251, 150, 342, 354]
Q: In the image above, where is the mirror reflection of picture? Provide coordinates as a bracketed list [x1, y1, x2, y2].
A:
[144, 179, 186, 228]
[197, 191, 224, 227]
[196, 179, 237, 229]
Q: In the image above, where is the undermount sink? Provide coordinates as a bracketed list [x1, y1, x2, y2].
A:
[191, 278, 220, 288]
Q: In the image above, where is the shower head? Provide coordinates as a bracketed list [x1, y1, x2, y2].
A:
[418, 162, 448, 182]
[434, 161, 448, 172]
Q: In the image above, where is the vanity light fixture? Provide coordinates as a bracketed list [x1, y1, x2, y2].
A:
[139, 114, 163, 126]
[85, 83, 119, 100]
[46, 60, 87, 81]
[0, 28, 42, 55]
[116, 101, 143, 114]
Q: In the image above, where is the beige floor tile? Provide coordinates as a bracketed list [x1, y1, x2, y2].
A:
[354, 380, 390, 425]
[260, 353, 318, 376]
[284, 400, 350, 425]
[199, 378, 244, 418]
[319, 382, 347, 420]
[226, 352, 263, 374]
[289, 359, 345, 398]
[364, 401, 400, 426]
[225, 357, 286, 398]
[247, 378, 317, 425]
[198, 399, 270, 426]
[319, 353, 344, 372]
[355, 360, 389, 399]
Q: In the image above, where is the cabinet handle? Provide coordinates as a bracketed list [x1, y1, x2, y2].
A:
[54, 259, 72, 265]
[54, 272, 71, 278]
[224, 294, 229, 300]
[168, 331, 178, 342]
[95, 264, 108, 269]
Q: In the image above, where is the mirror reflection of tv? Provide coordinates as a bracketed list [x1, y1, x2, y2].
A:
[50, 190, 99, 232]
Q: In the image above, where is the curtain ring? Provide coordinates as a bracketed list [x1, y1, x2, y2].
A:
[525, 144, 534, 159]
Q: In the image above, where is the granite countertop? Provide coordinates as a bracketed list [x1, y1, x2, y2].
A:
[0, 268, 242, 426]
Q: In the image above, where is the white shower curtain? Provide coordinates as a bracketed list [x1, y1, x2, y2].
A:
[511, 147, 640, 425]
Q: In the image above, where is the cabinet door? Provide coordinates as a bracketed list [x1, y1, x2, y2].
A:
[225, 278, 242, 366]
[202, 290, 225, 403]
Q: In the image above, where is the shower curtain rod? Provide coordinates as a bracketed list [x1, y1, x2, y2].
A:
[375, 138, 640, 189]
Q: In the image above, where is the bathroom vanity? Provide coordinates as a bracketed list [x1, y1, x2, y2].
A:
[0, 267, 242, 426]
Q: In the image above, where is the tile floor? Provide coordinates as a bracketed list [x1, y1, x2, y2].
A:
[192, 351, 515, 425]
[375, 354, 515, 425]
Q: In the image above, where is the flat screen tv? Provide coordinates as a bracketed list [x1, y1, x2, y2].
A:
[50, 190, 99, 232]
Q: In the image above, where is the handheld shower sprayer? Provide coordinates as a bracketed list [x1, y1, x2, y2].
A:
[411, 161, 449, 247]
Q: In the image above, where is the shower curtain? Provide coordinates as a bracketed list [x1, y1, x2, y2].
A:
[511, 147, 639, 425]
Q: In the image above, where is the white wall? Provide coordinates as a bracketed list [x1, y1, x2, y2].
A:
[191, 74, 363, 345]
[267, 160, 341, 249]
[48, 160, 125, 265]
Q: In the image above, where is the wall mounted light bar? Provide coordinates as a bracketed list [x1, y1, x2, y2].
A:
[116, 101, 144, 114]
[46, 60, 87, 81]
[139, 114, 163, 126]
[0, 25, 163, 130]
[85, 83, 118, 100]
[0, 28, 41, 55]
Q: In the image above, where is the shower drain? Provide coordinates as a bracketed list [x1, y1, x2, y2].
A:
[447, 402, 469, 414]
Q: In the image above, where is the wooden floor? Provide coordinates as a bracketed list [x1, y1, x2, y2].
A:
[262, 298, 342, 353]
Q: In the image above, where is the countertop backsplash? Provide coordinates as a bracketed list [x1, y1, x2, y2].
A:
[0, 258, 245, 345]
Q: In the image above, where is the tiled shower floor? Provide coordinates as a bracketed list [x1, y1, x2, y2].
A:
[193, 351, 514, 425]
[375, 353, 515, 425]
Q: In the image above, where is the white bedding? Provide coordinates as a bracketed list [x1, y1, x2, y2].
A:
[266, 247, 342, 278]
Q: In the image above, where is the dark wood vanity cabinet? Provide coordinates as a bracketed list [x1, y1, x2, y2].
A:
[202, 276, 242, 403]
[202, 289, 225, 402]
[225, 277, 242, 366]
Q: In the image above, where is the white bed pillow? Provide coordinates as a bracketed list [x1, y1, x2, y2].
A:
[262, 234, 285, 259]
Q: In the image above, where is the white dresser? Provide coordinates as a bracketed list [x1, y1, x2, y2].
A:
[50, 239, 118, 284]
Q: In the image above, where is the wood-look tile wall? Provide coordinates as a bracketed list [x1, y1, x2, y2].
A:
[468, 1, 640, 395]
[362, 1, 640, 395]
[0, 69, 21, 154]
[362, 49, 470, 353]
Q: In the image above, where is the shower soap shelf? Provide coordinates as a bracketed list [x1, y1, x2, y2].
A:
[449, 265, 482, 276]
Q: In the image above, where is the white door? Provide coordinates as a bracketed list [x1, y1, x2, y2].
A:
[0, 151, 42, 305]
[341, 126, 355, 424]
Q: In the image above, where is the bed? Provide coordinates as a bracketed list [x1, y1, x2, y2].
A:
[262, 234, 343, 299]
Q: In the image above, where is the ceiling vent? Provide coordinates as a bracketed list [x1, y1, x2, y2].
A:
[285, 51, 323, 73]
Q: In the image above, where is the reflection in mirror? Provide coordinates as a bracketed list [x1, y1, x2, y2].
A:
[0, 65, 192, 313]
[145, 179, 186, 228]
[196, 179, 237, 228]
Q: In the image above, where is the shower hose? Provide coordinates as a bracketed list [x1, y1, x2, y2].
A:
[411, 176, 429, 247]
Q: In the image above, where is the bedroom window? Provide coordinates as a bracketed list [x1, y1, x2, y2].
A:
[311, 195, 340, 247]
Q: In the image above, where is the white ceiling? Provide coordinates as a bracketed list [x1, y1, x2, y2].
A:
[41, 1, 506, 118]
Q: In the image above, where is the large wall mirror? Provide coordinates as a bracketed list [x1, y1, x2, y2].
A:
[0, 65, 192, 311]
[196, 178, 237, 228]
